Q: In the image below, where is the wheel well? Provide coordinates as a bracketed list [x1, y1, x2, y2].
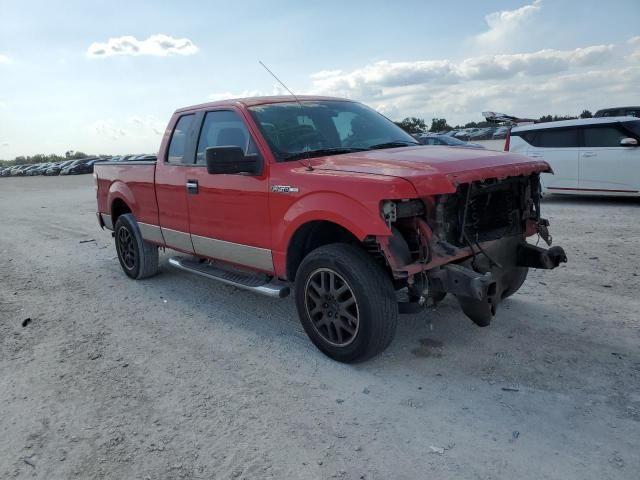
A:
[286, 221, 361, 281]
[111, 198, 132, 225]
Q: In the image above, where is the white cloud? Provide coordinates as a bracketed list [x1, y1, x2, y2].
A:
[310, 44, 615, 97]
[128, 115, 165, 135]
[92, 120, 126, 139]
[474, 0, 542, 51]
[308, 37, 637, 125]
[0, 54, 10, 64]
[87, 34, 198, 57]
[208, 90, 263, 102]
[207, 85, 287, 102]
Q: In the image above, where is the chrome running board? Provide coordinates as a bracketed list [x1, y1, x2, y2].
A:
[168, 256, 290, 299]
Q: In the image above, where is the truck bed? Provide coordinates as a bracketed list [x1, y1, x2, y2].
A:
[94, 161, 161, 229]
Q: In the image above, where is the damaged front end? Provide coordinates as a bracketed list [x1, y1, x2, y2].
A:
[372, 173, 567, 325]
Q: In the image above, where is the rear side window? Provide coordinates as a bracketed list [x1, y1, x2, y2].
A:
[196, 110, 257, 164]
[167, 114, 195, 164]
[622, 120, 640, 138]
[520, 128, 579, 148]
[583, 126, 626, 147]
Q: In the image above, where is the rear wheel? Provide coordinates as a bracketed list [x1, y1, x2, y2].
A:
[294, 244, 398, 363]
[114, 213, 159, 279]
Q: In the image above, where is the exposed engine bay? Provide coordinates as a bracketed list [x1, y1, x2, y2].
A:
[373, 173, 567, 325]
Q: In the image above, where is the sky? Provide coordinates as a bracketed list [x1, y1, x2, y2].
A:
[0, 0, 638, 158]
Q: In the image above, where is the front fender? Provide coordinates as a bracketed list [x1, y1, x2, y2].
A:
[271, 192, 392, 277]
[278, 192, 391, 246]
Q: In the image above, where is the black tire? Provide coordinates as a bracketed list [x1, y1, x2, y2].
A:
[294, 243, 398, 363]
[501, 267, 529, 299]
[114, 213, 159, 280]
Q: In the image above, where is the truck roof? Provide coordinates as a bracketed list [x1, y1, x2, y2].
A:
[175, 95, 352, 113]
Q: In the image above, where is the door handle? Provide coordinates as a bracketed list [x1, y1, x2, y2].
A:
[528, 153, 543, 158]
[186, 179, 199, 194]
[582, 152, 596, 157]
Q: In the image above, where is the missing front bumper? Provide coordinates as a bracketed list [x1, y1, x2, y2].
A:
[423, 242, 567, 325]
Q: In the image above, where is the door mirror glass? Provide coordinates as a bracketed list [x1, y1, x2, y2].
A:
[620, 137, 638, 146]
[205, 146, 261, 175]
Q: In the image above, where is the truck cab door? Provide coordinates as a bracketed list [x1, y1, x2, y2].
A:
[154, 113, 198, 253]
[579, 124, 640, 194]
[182, 109, 273, 273]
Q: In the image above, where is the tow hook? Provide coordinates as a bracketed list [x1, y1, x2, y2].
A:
[517, 244, 568, 269]
[428, 264, 499, 326]
[428, 264, 496, 301]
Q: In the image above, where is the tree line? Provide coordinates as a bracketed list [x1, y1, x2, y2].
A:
[394, 110, 594, 134]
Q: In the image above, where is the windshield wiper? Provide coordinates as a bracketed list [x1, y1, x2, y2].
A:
[282, 147, 369, 162]
[368, 140, 420, 150]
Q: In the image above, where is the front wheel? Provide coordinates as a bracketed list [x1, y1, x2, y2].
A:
[114, 213, 159, 279]
[294, 244, 398, 363]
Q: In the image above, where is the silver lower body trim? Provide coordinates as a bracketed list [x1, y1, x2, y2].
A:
[161, 227, 195, 253]
[138, 222, 165, 244]
[191, 233, 273, 272]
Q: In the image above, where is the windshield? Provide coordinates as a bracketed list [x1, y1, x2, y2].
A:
[248, 100, 418, 161]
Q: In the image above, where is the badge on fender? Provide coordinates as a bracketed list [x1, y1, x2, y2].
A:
[271, 185, 300, 193]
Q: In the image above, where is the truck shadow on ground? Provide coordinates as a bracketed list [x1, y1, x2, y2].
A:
[147, 256, 632, 390]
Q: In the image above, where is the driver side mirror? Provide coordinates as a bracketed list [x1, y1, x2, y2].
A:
[205, 146, 262, 175]
[620, 137, 638, 147]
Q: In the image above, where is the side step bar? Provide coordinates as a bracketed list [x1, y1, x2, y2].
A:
[168, 257, 290, 298]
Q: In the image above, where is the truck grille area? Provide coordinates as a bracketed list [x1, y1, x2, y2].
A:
[435, 174, 538, 247]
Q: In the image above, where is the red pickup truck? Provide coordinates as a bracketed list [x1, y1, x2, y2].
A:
[95, 96, 566, 362]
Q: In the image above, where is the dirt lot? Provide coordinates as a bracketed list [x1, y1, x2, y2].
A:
[1, 175, 638, 480]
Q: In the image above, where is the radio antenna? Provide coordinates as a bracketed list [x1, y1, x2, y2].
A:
[259, 61, 302, 105]
[258, 60, 313, 171]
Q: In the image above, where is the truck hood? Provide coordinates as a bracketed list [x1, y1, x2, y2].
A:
[312, 146, 550, 195]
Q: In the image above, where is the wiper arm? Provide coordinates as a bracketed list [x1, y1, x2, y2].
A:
[282, 147, 369, 162]
[368, 140, 420, 150]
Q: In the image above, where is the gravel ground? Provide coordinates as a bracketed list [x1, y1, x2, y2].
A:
[1, 175, 639, 480]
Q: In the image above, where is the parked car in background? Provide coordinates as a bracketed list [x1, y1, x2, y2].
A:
[12, 165, 33, 176]
[65, 158, 108, 175]
[126, 154, 157, 161]
[594, 106, 640, 118]
[24, 164, 41, 175]
[468, 128, 495, 141]
[416, 133, 485, 149]
[492, 126, 510, 139]
[454, 128, 483, 140]
[508, 116, 640, 196]
[60, 158, 98, 175]
[44, 160, 75, 176]
[27, 163, 52, 175]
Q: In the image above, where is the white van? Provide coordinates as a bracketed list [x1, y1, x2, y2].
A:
[507, 117, 640, 196]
